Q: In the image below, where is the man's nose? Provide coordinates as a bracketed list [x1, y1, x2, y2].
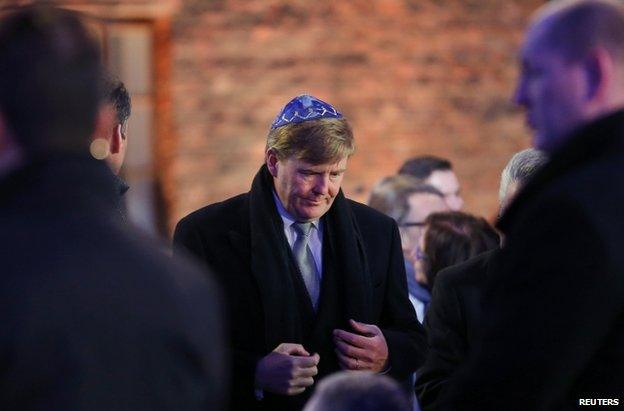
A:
[313, 174, 330, 195]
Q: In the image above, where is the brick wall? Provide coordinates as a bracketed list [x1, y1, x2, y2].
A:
[169, 0, 543, 229]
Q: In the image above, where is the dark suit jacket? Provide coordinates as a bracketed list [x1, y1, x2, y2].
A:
[174, 166, 425, 411]
[416, 249, 499, 411]
[446, 111, 624, 410]
[0, 155, 226, 411]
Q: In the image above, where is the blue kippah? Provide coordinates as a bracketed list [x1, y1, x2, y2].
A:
[270, 94, 343, 129]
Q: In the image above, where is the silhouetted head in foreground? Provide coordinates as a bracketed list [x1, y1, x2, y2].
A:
[0, 5, 103, 159]
[303, 371, 410, 411]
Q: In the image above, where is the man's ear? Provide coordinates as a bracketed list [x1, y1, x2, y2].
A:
[110, 124, 123, 154]
[584, 47, 613, 102]
[93, 104, 116, 146]
[266, 149, 279, 177]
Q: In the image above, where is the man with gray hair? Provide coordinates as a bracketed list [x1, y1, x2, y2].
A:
[447, 0, 624, 409]
[498, 148, 549, 215]
[416, 148, 547, 411]
[303, 371, 410, 411]
[368, 175, 449, 322]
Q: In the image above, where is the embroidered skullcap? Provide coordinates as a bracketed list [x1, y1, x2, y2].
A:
[270, 94, 343, 129]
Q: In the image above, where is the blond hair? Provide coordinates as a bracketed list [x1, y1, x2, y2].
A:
[266, 118, 355, 163]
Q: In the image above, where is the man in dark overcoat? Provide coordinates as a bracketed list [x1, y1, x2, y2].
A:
[0, 6, 225, 410]
[174, 94, 426, 410]
[445, 1, 624, 409]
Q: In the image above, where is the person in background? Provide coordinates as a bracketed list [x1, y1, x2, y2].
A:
[415, 148, 547, 411]
[398, 156, 463, 211]
[447, 0, 624, 409]
[0, 5, 225, 410]
[368, 175, 449, 322]
[415, 211, 499, 291]
[412, 211, 499, 411]
[497, 149, 548, 216]
[91, 74, 132, 219]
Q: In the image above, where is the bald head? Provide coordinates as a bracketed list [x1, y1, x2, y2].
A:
[531, 0, 624, 64]
[515, 0, 624, 153]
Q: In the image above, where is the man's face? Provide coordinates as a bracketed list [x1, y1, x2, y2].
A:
[400, 192, 449, 255]
[513, 19, 588, 153]
[414, 228, 428, 286]
[426, 170, 463, 211]
[268, 152, 347, 222]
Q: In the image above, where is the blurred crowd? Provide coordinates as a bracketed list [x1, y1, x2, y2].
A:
[1, 1, 623, 410]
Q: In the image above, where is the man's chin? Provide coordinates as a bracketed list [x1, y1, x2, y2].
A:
[296, 205, 329, 221]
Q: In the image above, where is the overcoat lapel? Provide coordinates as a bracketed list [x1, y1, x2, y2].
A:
[322, 193, 374, 324]
[246, 164, 376, 351]
[248, 171, 303, 351]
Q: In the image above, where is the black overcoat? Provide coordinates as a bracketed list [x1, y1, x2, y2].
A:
[0, 155, 226, 411]
[446, 111, 624, 410]
[174, 165, 426, 411]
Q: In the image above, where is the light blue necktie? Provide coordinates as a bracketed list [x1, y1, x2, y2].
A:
[292, 222, 320, 310]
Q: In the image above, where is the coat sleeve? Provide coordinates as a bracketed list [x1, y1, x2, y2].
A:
[416, 270, 466, 411]
[445, 197, 622, 410]
[380, 222, 428, 380]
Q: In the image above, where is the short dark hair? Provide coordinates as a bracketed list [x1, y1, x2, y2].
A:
[422, 211, 500, 288]
[398, 155, 452, 180]
[0, 5, 103, 154]
[104, 75, 131, 132]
